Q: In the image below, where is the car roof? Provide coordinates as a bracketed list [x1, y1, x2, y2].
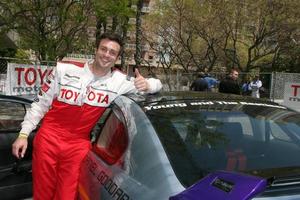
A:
[0, 94, 33, 104]
[125, 91, 280, 107]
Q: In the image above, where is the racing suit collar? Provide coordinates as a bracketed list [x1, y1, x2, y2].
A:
[85, 60, 112, 80]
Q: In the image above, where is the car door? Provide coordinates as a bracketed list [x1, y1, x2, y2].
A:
[78, 106, 131, 200]
[0, 99, 35, 200]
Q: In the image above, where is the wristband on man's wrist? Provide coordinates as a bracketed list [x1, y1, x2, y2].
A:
[18, 133, 29, 139]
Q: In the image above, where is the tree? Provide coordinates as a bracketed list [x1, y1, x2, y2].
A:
[92, 0, 136, 68]
[0, 0, 93, 61]
[135, 0, 143, 67]
[147, 0, 300, 74]
[145, 0, 196, 73]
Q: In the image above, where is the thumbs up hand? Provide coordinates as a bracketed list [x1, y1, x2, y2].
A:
[134, 68, 149, 92]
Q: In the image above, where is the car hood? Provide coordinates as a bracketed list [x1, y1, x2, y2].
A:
[245, 166, 300, 186]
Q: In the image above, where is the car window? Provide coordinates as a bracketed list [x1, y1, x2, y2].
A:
[90, 108, 111, 143]
[0, 101, 26, 131]
[146, 101, 300, 187]
[268, 112, 300, 142]
[269, 121, 292, 142]
[205, 113, 254, 137]
[93, 108, 128, 166]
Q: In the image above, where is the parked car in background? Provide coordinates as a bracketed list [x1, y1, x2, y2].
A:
[78, 91, 300, 200]
[0, 94, 34, 200]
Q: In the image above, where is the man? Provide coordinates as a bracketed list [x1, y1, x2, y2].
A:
[12, 32, 162, 200]
[249, 75, 262, 98]
[204, 73, 219, 91]
[219, 68, 240, 95]
[190, 73, 208, 91]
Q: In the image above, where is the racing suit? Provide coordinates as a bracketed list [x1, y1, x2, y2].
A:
[20, 60, 162, 200]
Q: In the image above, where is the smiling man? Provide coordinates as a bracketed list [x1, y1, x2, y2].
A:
[12, 32, 162, 200]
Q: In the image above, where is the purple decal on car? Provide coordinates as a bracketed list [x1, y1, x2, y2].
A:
[169, 170, 267, 200]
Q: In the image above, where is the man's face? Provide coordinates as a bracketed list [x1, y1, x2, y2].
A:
[94, 38, 120, 70]
[231, 70, 239, 80]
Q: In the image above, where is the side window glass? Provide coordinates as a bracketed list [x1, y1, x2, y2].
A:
[0, 101, 26, 131]
[90, 108, 111, 143]
[93, 108, 128, 165]
[269, 122, 292, 142]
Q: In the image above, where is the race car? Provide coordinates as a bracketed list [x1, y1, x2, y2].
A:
[0, 94, 35, 200]
[78, 91, 300, 200]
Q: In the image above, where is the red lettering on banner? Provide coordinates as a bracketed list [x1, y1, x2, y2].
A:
[38, 68, 53, 84]
[14, 66, 53, 86]
[291, 85, 300, 97]
[41, 83, 50, 92]
[25, 68, 37, 85]
[15, 67, 25, 85]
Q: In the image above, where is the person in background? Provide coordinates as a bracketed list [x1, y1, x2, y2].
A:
[190, 73, 209, 91]
[204, 73, 219, 91]
[219, 68, 240, 95]
[241, 79, 251, 96]
[12, 32, 162, 200]
[249, 75, 262, 98]
[180, 76, 190, 91]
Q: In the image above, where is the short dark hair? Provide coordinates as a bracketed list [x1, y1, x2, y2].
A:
[230, 68, 239, 73]
[96, 32, 124, 55]
[197, 72, 205, 78]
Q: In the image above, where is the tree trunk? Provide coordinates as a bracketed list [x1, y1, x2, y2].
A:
[135, 0, 143, 68]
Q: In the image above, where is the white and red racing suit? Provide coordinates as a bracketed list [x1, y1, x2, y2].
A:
[20, 60, 162, 200]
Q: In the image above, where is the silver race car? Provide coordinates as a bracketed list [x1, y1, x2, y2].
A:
[78, 91, 300, 200]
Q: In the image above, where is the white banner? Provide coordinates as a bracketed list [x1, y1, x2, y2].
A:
[5, 63, 54, 96]
[284, 82, 300, 110]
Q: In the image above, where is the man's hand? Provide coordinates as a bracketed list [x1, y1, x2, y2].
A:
[134, 68, 149, 92]
[12, 137, 28, 159]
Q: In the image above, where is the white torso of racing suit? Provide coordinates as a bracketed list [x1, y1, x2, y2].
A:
[20, 60, 162, 138]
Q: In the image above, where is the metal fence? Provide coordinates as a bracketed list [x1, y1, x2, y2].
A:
[158, 71, 300, 100]
[270, 72, 300, 100]
[0, 57, 56, 73]
[0, 57, 299, 101]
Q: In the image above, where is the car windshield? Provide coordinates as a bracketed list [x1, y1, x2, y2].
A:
[145, 100, 300, 187]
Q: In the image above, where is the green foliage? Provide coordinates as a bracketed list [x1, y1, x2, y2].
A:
[14, 49, 30, 60]
[12, 49, 32, 64]
[274, 45, 300, 73]
[93, 0, 135, 31]
[0, 48, 16, 58]
[145, 0, 300, 73]
[0, 0, 93, 61]
[1, 0, 299, 73]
